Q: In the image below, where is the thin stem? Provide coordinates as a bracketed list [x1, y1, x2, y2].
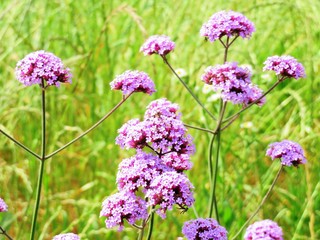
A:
[223, 37, 230, 63]
[146, 212, 155, 240]
[184, 123, 215, 134]
[45, 93, 132, 159]
[30, 82, 46, 240]
[207, 134, 216, 183]
[231, 165, 283, 240]
[223, 80, 281, 123]
[138, 219, 146, 240]
[0, 226, 13, 240]
[132, 224, 144, 230]
[0, 129, 41, 160]
[162, 56, 216, 121]
[220, 114, 239, 132]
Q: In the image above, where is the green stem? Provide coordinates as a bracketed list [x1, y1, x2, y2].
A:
[0, 129, 41, 160]
[0, 226, 13, 240]
[162, 56, 216, 121]
[146, 212, 155, 240]
[30, 82, 46, 240]
[184, 123, 215, 134]
[231, 165, 283, 240]
[45, 93, 132, 159]
[207, 134, 216, 183]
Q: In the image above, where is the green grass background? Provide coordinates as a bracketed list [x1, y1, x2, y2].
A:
[0, 0, 319, 239]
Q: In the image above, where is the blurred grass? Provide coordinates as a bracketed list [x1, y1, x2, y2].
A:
[0, 0, 319, 239]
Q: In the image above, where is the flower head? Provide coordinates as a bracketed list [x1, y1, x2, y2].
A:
[117, 151, 169, 192]
[110, 70, 156, 95]
[140, 35, 175, 56]
[263, 55, 306, 80]
[15, 50, 72, 87]
[161, 152, 193, 172]
[244, 219, 283, 240]
[100, 191, 148, 231]
[52, 233, 80, 240]
[0, 198, 8, 212]
[266, 140, 307, 167]
[200, 10, 255, 42]
[146, 171, 194, 219]
[144, 98, 180, 119]
[182, 218, 228, 240]
[116, 119, 147, 149]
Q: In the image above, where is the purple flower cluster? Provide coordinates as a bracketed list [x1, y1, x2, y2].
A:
[110, 70, 156, 96]
[52, 233, 80, 240]
[101, 98, 195, 230]
[263, 55, 306, 80]
[0, 197, 8, 212]
[15, 50, 72, 87]
[100, 191, 148, 231]
[266, 140, 307, 167]
[146, 171, 194, 219]
[244, 219, 283, 240]
[200, 10, 255, 42]
[201, 62, 265, 106]
[140, 35, 175, 57]
[182, 218, 228, 240]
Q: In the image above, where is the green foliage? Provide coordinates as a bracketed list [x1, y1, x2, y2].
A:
[0, 0, 319, 239]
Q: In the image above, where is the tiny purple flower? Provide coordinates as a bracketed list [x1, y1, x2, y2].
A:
[266, 140, 307, 167]
[117, 151, 169, 192]
[182, 218, 228, 240]
[0, 198, 8, 212]
[110, 70, 156, 95]
[263, 55, 306, 80]
[116, 119, 147, 149]
[244, 219, 283, 240]
[161, 152, 193, 172]
[144, 98, 180, 120]
[200, 10, 255, 42]
[15, 50, 72, 87]
[140, 35, 175, 57]
[100, 191, 148, 231]
[146, 171, 194, 219]
[52, 233, 80, 240]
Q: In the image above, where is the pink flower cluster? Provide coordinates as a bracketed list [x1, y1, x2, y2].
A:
[0, 197, 8, 212]
[266, 140, 307, 167]
[201, 62, 265, 106]
[200, 10, 255, 42]
[263, 55, 306, 80]
[110, 70, 156, 96]
[182, 218, 228, 240]
[52, 233, 80, 240]
[15, 50, 72, 87]
[140, 35, 175, 57]
[100, 99, 195, 230]
[244, 219, 283, 240]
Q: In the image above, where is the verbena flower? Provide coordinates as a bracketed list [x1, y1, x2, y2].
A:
[116, 119, 147, 149]
[110, 70, 156, 95]
[117, 151, 169, 192]
[182, 218, 228, 240]
[15, 50, 72, 87]
[263, 55, 306, 80]
[52, 233, 80, 240]
[202, 62, 264, 106]
[144, 98, 180, 119]
[244, 219, 283, 240]
[266, 140, 307, 167]
[100, 191, 148, 231]
[200, 10, 255, 42]
[0, 197, 8, 212]
[140, 35, 175, 56]
[146, 171, 194, 219]
[161, 152, 193, 172]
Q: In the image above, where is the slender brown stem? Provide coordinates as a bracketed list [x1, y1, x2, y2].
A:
[231, 165, 283, 240]
[0, 226, 13, 240]
[45, 93, 132, 159]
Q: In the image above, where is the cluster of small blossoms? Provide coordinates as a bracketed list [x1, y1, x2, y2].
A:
[140, 35, 175, 57]
[263, 55, 306, 80]
[182, 218, 228, 240]
[15, 50, 72, 87]
[100, 98, 195, 230]
[200, 10, 255, 42]
[52, 233, 80, 240]
[0, 197, 8, 212]
[110, 70, 156, 96]
[266, 140, 307, 167]
[201, 62, 265, 106]
[244, 219, 283, 240]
